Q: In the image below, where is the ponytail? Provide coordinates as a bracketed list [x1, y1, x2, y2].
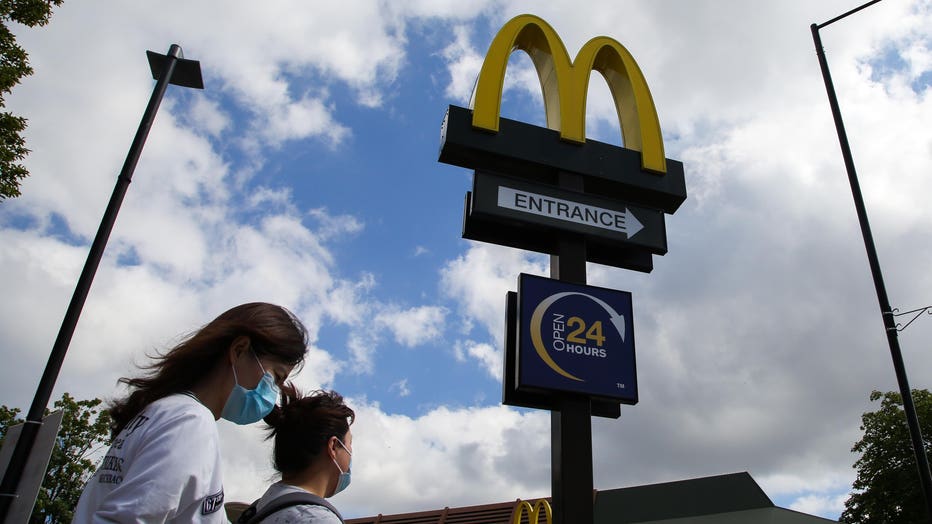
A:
[265, 388, 354, 476]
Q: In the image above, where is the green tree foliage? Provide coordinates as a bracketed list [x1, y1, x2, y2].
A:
[0, 0, 64, 200]
[842, 389, 932, 523]
[0, 392, 110, 524]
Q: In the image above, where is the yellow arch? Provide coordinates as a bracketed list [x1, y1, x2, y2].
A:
[470, 14, 667, 174]
[511, 499, 552, 524]
[529, 292, 584, 382]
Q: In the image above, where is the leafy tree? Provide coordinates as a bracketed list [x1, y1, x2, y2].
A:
[0, 0, 64, 200]
[0, 392, 110, 523]
[842, 389, 932, 523]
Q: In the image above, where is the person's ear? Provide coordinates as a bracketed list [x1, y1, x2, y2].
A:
[228, 336, 251, 364]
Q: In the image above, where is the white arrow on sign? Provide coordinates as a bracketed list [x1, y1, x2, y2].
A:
[498, 186, 644, 238]
[625, 207, 643, 238]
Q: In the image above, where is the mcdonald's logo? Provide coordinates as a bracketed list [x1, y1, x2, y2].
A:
[438, 14, 686, 273]
[470, 14, 666, 174]
[510, 499, 552, 524]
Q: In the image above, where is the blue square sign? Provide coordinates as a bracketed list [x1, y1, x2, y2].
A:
[516, 273, 637, 403]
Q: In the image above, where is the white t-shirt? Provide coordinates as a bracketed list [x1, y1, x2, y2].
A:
[253, 482, 342, 523]
[72, 393, 226, 523]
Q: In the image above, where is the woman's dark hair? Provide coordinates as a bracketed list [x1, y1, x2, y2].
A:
[109, 302, 308, 437]
[264, 387, 355, 477]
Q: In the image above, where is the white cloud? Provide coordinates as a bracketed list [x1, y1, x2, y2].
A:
[390, 379, 411, 397]
[393, 0, 500, 20]
[337, 299, 451, 374]
[440, 243, 547, 344]
[333, 401, 551, 516]
[789, 492, 850, 519]
[759, 472, 854, 503]
[324, 273, 377, 327]
[346, 329, 379, 375]
[247, 187, 296, 212]
[441, 25, 485, 103]
[291, 345, 344, 392]
[454, 339, 501, 381]
[258, 95, 350, 147]
[187, 96, 231, 138]
[375, 305, 448, 347]
[307, 208, 364, 241]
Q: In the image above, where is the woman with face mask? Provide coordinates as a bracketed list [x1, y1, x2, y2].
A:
[236, 388, 355, 524]
[72, 302, 308, 523]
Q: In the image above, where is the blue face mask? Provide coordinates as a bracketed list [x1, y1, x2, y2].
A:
[221, 351, 279, 425]
[331, 438, 352, 497]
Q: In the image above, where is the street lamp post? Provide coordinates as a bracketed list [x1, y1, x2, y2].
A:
[0, 44, 203, 522]
[810, 1, 932, 518]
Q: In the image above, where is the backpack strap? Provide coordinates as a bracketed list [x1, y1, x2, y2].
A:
[236, 492, 344, 524]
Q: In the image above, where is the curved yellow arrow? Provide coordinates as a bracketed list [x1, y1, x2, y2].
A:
[530, 292, 584, 382]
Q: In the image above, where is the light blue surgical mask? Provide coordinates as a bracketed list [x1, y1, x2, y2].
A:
[221, 351, 279, 425]
[331, 437, 352, 497]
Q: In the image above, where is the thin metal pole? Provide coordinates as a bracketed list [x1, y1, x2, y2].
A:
[817, 0, 884, 29]
[0, 45, 183, 522]
[549, 171, 594, 524]
[811, 23, 932, 519]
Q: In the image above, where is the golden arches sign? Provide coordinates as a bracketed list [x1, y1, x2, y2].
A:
[511, 499, 552, 524]
[470, 14, 666, 174]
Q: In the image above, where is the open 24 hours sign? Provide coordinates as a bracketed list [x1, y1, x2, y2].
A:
[516, 274, 638, 404]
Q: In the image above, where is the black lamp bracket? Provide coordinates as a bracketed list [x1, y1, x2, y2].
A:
[886, 306, 932, 332]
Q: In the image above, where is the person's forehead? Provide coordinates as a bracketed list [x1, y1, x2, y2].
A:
[259, 357, 295, 376]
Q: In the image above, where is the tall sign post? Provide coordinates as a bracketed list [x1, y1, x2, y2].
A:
[439, 15, 686, 524]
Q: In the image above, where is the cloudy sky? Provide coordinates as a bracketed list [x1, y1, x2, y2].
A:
[2, 0, 931, 520]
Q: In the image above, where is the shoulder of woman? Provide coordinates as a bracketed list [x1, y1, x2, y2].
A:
[263, 504, 342, 523]
[124, 394, 217, 440]
[141, 393, 203, 413]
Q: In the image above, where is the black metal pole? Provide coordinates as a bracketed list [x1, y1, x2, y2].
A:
[811, 22, 932, 519]
[550, 171, 594, 524]
[0, 45, 183, 522]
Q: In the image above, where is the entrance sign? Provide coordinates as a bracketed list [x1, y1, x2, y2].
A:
[469, 172, 667, 254]
[498, 186, 644, 237]
[470, 14, 666, 173]
[516, 274, 637, 403]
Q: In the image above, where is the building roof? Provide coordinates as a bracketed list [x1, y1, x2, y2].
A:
[345, 499, 533, 524]
[342, 472, 838, 524]
[595, 471, 772, 522]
